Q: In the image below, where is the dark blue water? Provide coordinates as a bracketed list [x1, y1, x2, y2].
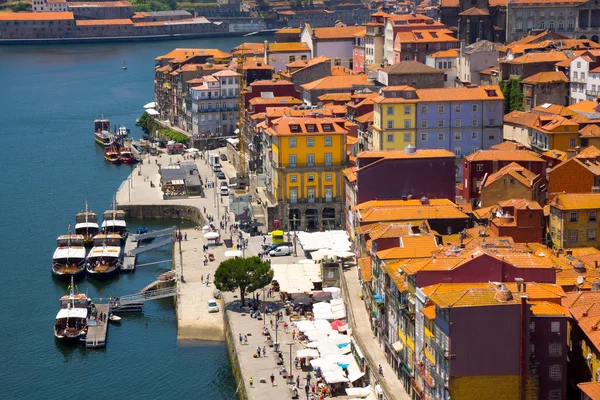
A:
[0, 36, 269, 398]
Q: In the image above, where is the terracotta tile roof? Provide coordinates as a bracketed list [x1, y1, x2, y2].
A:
[490, 141, 527, 151]
[232, 42, 265, 55]
[563, 291, 600, 308]
[542, 149, 567, 161]
[267, 117, 348, 136]
[312, 26, 366, 40]
[376, 236, 440, 260]
[331, 65, 354, 76]
[416, 85, 503, 102]
[156, 48, 232, 61]
[478, 66, 498, 75]
[522, 71, 568, 85]
[249, 79, 295, 87]
[580, 125, 600, 138]
[442, 0, 507, 5]
[395, 29, 459, 44]
[342, 167, 357, 183]
[359, 204, 468, 223]
[357, 149, 454, 161]
[276, 27, 301, 34]
[529, 301, 569, 316]
[286, 55, 330, 69]
[430, 287, 520, 309]
[353, 199, 454, 211]
[428, 49, 458, 58]
[507, 50, 568, 65]
[301, 74, 373, 91]
[569, 302, 600, 353]
[569, 100, 600, 115]
[578, 382, 600, 400]
[354, 111, 374, 124]
[577, 145, 600, 158]
[76, 19, 133, 26]
[249, 96, 302, 105]
[268, 42, 310, 53]
[423, 282, 564, 301]
[358, 257, 372, 281]
[459, 7, 489, 16]
[382, 261, 408, 292]
[421, 305, 436, 320]
[552, 192, 600, 210]
[382, 60, 443, 75]
[367, 222, 420, 240]
[0, 12, 74, 20]
[317, 92, 352, 102]
[465, 149, 543, 162]
[532, 103, 576, 117]
[483, 162, 539, 189]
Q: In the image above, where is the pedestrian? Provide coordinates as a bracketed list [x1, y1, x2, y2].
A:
[263, 346, 266, 357]
[263, 235, 266, 244]
[284, 322, 288, 333]
[311, 384, 315, 393]
[306, 372, 311, 385]
[239, 333, 243, 345]
[203, 255, 208, 266]
[270, 319, 273, 328]
[249, 377, 253, 388]
[292, 329, 296, 340]
[305, 384, 310, 396]
[244, 335, 248, 345]
[201, 274, 204, 283]
[378, 364, 384, 377]
[184, 232, 187, 241]
[296, 375, 300, 386]
[257, 346, 261, 357]
[206, 273, 210, 282]
[270, 374, 275, 386]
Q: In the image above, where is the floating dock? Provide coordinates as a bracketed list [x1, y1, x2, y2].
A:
[120, 227, 174, 272]
[85, 303, 109, 348]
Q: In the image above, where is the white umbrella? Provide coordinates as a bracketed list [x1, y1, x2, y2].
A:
[146, 109, 159, 116]
[224, 250, 243, 258]
[298, 259, 316, 264]
[204, 232, 219, 239]
[306, 342, 319, 348]
[143, 101, 156, 109]
[297, 349, 320, 358]
[186, 147, 199, 153]
[335, 251, 355, 259]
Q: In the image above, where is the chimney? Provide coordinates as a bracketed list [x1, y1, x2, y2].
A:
[515, 277, 524, 292]
[566, 149, 576, 159]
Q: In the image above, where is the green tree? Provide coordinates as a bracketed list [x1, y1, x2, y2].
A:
[136, 111, 150, 135]
[167, 0, 177, 10]
[214, 257, 274, 306]
[10, 2, 32, 11]
[500, 78, 523, 113]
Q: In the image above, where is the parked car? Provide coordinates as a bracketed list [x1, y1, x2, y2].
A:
[213, 164, 222, 172]
[220, 153, 228, 161]
[207, 300, 219, 313]
[217, 171, 226, 180]
[269, 246, 292, 257]
[262, 241, 292, 253]
[220, 184, 229, 196]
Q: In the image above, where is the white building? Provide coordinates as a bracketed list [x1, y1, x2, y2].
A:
[33, 0, 68, 12]
[569, 53, 600, 104]
[425, 49, 457, 87]
[456, 40, 500, 86]
[190, 70, 240, 136]
[301, 23, 366, 69]
[266, 42, 311, 75]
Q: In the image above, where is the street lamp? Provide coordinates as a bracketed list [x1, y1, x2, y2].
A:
[262, 288, 267, 327]
[178, 225, 184, 283]
[293, 215, 297, 256]
[287, 342, 294, 384]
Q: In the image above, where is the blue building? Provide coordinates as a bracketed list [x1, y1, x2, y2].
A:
[414, 86, 504, 183]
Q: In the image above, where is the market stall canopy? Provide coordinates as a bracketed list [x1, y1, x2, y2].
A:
[204, 232, 219, 239]
[345, 387, 372, 398]
[186, 148, 199, 153]
[271, 263, 321, 293]
[224, 250, 243, 258]
[296, 349, 319, 358]
[143, 101, 156, 109]
[146, 108, 159, 116]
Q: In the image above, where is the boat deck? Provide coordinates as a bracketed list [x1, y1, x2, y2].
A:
[85, 303, 109, 348]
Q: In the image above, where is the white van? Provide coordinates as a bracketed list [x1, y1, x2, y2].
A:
[220, 184, 229, 196]
[269, 246, 292, 257]
[209, 153, 220, 167]
[213, 163, 222, 172]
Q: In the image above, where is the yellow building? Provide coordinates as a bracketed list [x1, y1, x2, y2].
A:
[531, 114, 580, 152]
[264, 116, 347, 230]
[372, 85, 417, 150]
[549, 193, 600, 249]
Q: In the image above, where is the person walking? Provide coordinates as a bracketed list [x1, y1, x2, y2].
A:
[257, 346, 261, 357]
[201, 274, 204, 283]
[378, 364, 384, 377]
[263, 346, 266, 357]
[244, 335, 248, 345]
[292, 329, 296, 340]
[296, 375, 300, 387]
[249, 377, 253, 388]
[270, 373, 275, 386]
[239, 333, 243, 345]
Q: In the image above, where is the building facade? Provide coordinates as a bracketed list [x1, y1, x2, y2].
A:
[549, 193, 600, 249]
[190, 70, 240, 136]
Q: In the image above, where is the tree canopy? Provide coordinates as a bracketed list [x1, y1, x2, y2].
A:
[214, 257, 274, 306]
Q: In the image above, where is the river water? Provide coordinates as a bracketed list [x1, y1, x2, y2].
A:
[0, 36, 269, 398]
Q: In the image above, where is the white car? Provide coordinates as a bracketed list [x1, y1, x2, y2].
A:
[207, 300, 219, 313]
[269, 246, 292, 257]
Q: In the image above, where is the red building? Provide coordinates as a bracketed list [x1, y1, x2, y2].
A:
[352, 29, 366, 73]
[486, 199, 545, 243]
[463, 149, 547, 206]
[243, 79, 300, 108]
[392, 29, 459, 64]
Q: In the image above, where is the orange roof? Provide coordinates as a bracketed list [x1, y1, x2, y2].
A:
[508, 51, 568, 65]
[269, 42, 310, 53]
[232, 42, 265, 54]
[357, 149, 454, 160]
[276, 27, 301, 34]
[430, 287, 520, 309]
[76, 19, 133, 26]
[318, 93, 352, 102]
[428, 49, 458, 58]
[490, 141, 527, 151]
[358, 257, 372, 281]
[542, 149, 567, 161]
[578, 145, 600, 159]
[569, 100, 600, 115]
[522, 71, 568, 85]
[459, 7, 489, 16]
[301, 74, 373, 91]
[286, 55, 331, 69]
[532, 103, 576, 117]
[580, 125, 600, 138]
[359, 204, 468, 223]
[342, 167, 357, 183]
[353, 198, 454, 211]
[465, 149, 543, 162]
[249, 96, 302, 105]
[355, 111, 374, 124]
[416, 86, 503, 102]
[483, 162, 539, 189]
[0, 12, 74, 21]
[69, 1, 131, 6]
[377, 236, 440, 260]
[578, 382, 600, 400]
[156, 48, 232, 61]
[395, 29, 459, 44]
[266, 117, 348, 137]
[312, 26, 366, 40]
[331, 65, 354, 76]
[529, 301, 569, 316]
[422, 282, 564, 302]
[421, 305, 436, 320]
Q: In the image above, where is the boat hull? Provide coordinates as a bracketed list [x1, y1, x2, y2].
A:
[105, 155, 122, 164]
[52, 265, 86, 278]
[54, 326, 87, 342]
[86, 264, 120, 278]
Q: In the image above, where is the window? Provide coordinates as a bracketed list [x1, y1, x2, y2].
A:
[421, 105, 428, 114]
[568, 230, 578, 242]
[438, 119, 444, 128]
[404, 105, 411, 115]
[570, 138, 576, 147]
[289, 154, 297, 167]
[421, 133, 428, 141]
[549, 365, 562, 381]
[471, 146, 478, 153]
[540, 21, 545, 29]
[324, 153, 332, 166]
[454, 147, 462, 157]
[455, 132, 461, 140]
[549, 21, 554, 30]
[307, 187, 315, 203]
[549, 390, 561, 400]
[387, 106, 394, 115]
[476, 164, 484, 172]
[307, 154, 315, 167]
[387, 120, 394, 129]
[289, 55, 296, 62]
[530, 321, 535, 332]
[570, 211, 578, 222]
[290, 175, 297, 183]
[438, 132, 444, 141]
[557, 230, 561, 241]
[325, 173, 332, 181]
[438, 105, 445, 113]
[489, 118, 496, 126]
[589, 211, 597, 222]
[325, 187, 333, 202]
[307, 137, 314, 147]
[551, 321, 560, 333]
[582, 72, 586, 81]
[404, 120, 410, 128]
[288, 138, 297, 148]
[387, 134, 394, 142]
[307, 174, 315, 183]
[454, 105, 462, 113]
[471, 132, 478, 140]
[472, 118, 478, 127]
[290, 188, 298, 203]
[421, 120, 428, 128]
[589, 230, 596, 241]
[404, 133, 411, 142]
[323, 124, 331, 132]
[454, 119, 462, 127]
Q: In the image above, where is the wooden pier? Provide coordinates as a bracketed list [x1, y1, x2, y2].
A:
[85, 303, 109, 348]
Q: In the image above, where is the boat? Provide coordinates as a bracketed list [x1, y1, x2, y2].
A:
[92, 233, 123, 247]
[54, 278, 90, 341]
[101, 208, 127, 237]
[52, 233, 87, 277]
[86, 243, 122, 277]
[119, 148, 137, 163]
[109, 314, 121, 323]
[94, 119, 116, 148]
[104, 148, 122, 164]
[75, 202, 99, 246]
[115, 125, 130, 139]
[122, 61, 127, 70]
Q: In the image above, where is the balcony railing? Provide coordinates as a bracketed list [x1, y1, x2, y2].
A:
[429, 339, 444, 355]
[587, 90, 599, 96]
[288, 196, 341, 204]
[430, 368, 448, 389]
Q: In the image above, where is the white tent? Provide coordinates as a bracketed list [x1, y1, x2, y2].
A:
[186, 147, 200, 153]
[146, 108, 159, 116]
[345, 387, 372, 398]
[204, 232, 219, 239]
[224, 250, 243, 258]
[296, 348, 320, 358]
[143, 101, 156, 109]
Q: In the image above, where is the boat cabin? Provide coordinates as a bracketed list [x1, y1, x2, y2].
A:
[94, 119, 110, 133]
[76, 211, 98, 224]
[57, 234, 85, 247]
[103, 210, 126, 221]
[92, 233, 123, 246]
[60, 293, 90, 309]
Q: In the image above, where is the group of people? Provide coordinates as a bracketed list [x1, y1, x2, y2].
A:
[91, 307, 106, 323]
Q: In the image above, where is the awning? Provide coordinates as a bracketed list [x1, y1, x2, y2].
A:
[392, 341, 404, 352]
[204, 232, 219, 239]
[224, 250, 243, 258]
[167, 179, 185, 185]
[143, 101, 156, 109]
[348, 371, 365, 382]
[146, 109, 159, 116]
[401, 361, 411, 375]
[372, 294, 382, 300]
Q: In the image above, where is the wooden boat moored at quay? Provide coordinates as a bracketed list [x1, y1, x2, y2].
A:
[94, 119, 116, 148]
[52, 234, 87, 277]
[86, 244, 122, 278]
[102, 208, 127, 237]
[54, 279, 90, 342]
[119, 148, 137, 164]
[75, 203, 99, 246]
[104, 148, 122, 164]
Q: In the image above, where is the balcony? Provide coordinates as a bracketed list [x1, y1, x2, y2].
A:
[587, 90, 599, 97]
[430, 368, 448, 389]
[429, 339, 444, 355]
[288, 196, 341, 205]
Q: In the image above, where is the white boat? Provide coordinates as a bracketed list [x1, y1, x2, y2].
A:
[109, 314, 121, 323]
[54, 279, 90, 341]
[52, 234, 87, 277]
[75, 202, 99, 246]
[101, 208, 127, 237]
[86, 244, 122, 278]
[115, 125, 129, 138]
